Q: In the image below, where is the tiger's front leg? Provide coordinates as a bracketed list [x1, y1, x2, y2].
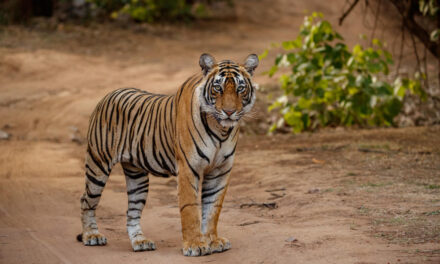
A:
[201, 170, 232, 253]
[177, 159, 211, 257]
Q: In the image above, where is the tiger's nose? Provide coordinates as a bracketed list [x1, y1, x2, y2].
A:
[223, 109, 235, 117]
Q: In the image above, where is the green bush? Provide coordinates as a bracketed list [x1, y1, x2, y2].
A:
[87, 0, 224, 22]
[263, 13, 426, 133]
[112, 0, 191, 22]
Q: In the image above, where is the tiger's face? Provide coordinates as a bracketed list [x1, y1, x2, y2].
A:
[199, 54, 259, 128]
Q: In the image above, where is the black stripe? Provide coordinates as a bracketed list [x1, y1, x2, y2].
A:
[106, 88, 127, 130]
[146, 97, 162, 134]
[129, 199, 146, 205]
[124, 171, 147, 179]
[96, 97, 112, 168]
[117, 90, 139, 152]
[127, 95, 150, 155]
[81, 198, 97, 210]
[159, 99, 176, 172]
[86, 171, 106, 187]
[180, 203, 198, 212]
[138, 139, 169, 177]
[127, 208, 142, 212]
[189, 130, 210, 163]
[177, 77, 192, 100]
[179, 142, 200, 180]
[85, 164, 97, 176]
[122, 166, 138, 174]
[189, 89, 207, 148]
[202, 185, 226, 199]
[159, 152, 172, 172]
[134, 94, 155, 135]
[136, 189, 149, 194]
[87, 149, 109, 176]
[206, 167, 232, 180]
[224, 144, 237, 161]
[169, 98, 175, 136]
[86, 184, 102, 198]
[151, 99, 166, 170]
[200, 110, 220, 144]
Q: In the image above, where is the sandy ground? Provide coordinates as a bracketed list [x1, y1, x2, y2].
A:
[0, 0, 439, 263]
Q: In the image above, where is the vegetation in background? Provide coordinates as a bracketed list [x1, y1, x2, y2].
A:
[339, 0, 439, 103]
[419, 0, 439, 42]
[0, 0, 231, 24]
[87, 0, 233, 22]
[263, 13, 426, 133]
[93, 0, 196, 22]
[0, 0, 54, 24]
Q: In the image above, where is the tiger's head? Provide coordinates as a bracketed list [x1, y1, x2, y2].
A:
[198, 53, 259, 128]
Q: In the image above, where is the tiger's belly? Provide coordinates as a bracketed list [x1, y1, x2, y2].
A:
[120, 141, 177, 177]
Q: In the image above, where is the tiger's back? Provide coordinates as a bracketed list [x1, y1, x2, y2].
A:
[87, 88, 177, 177]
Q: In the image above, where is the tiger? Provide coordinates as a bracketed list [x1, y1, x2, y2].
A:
[77, 53, 259, 256]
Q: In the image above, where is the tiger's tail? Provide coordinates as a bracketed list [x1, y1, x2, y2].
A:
[76, 234, 82, 242]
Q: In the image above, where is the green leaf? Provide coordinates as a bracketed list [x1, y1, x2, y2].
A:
[268, 65, 279, 77]
[259, 49, 269, 60]
[430, 29, 439, 42]
[275, 54, 283, 65]
[283, 110, 304, 133]
[282, 41, 296, 50]
[372, 38, 381, 47]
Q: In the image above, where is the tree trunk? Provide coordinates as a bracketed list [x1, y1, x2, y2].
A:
[388, 0, 438, 59]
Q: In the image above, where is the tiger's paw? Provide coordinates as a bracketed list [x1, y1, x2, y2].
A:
[182, 240, 212, 257]
[131, 235, 156, 252]
[210, 236, 231, 253]
[82, 231, 107, 246]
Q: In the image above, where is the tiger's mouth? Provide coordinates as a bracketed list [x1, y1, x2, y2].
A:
[219, 118, 238, 128]
[212, 113, 240, 128]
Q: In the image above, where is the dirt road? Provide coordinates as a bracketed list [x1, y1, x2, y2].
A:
[1, 0, 439, 263]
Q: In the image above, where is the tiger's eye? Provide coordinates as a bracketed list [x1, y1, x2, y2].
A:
[213, 85, 222, 92]
[237, 85, 245, 93]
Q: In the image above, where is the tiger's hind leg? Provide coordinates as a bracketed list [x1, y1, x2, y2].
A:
[122, 162, 156, 252]
[79, 150, 112, 246]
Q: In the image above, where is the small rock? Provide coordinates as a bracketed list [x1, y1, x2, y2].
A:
[285, 236, 298, 243]
[2, 124, 13, 129]
[0, 130, 10, 140]
[307, 188, 320, 194]
[69, 126, 79, 132]
[70, 133, 83, 145]
[69, 126, 84, 144]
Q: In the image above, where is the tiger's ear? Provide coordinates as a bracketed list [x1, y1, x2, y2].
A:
[199, 53, 216, 76]
[243, 54, 259, 76]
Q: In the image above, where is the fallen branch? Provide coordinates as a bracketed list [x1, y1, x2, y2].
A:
[265, 188, 286, 192]
[358, 148, 387, 153]
[238, 220, 261, 226]
[358, 148, 432, 155]
[240, 202, 278, 209]
[268, 193, 286, 200]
